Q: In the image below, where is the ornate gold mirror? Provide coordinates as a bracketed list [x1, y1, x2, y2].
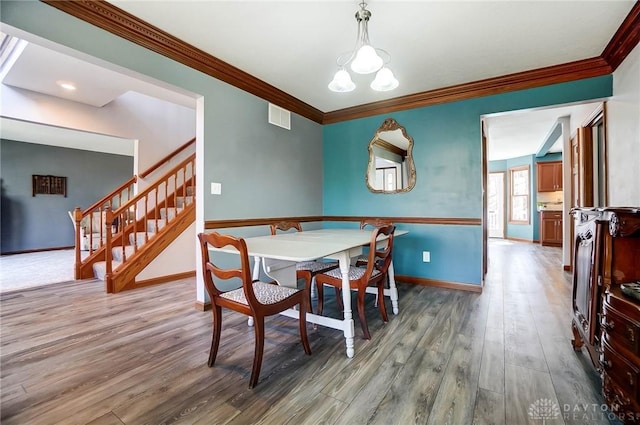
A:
[366, 118, 416, 193]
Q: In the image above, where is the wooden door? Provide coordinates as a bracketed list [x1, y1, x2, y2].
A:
[571, 136, 579, 208]
[577, 127, 594, 207]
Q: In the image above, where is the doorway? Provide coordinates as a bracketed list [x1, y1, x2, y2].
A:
[482, 101, 604, 276]
[488, 172, 505, 238]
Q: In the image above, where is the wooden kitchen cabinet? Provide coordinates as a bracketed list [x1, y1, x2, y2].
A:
[537, 161, 563, 192]
[540, 210, 563, 246]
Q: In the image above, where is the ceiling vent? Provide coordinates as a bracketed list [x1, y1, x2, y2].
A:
[268, 103, 291, 130]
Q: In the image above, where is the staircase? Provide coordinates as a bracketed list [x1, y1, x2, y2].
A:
[92, 185, 194, 281]
[71, 140, 195, 293]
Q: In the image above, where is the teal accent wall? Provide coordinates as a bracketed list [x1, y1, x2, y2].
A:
[1, 1, 323, 226]
[324, 77, 612, 285]
[489, 160, 507, 172]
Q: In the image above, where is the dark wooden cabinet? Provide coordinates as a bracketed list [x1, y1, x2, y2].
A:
[571, 207, 640, 423]
[537, 161, 563, 192]
[602, 288, 640, 423]
[571, 208, 604, 367]
[540, 210, 563, 246]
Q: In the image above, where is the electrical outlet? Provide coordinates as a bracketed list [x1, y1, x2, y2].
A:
[422, 251, 431, 262]
[210, 182, 222, 195]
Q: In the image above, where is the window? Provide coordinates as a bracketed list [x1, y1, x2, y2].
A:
[509, 166, 529, 223]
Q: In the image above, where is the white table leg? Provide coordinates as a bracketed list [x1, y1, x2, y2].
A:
[337, 251, 355, 358]
[388, 261, 399, 315]
[247, 256, 262, 327]
[252, 256, 261, 280]
[261, 258, 297, 288]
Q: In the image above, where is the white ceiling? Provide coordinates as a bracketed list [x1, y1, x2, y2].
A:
[0, 0, 633, 159]
[484, 101, 603, 161]
[110, 0, 632, 113]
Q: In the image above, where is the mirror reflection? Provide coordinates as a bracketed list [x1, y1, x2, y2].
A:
[366, 118, 416, 193]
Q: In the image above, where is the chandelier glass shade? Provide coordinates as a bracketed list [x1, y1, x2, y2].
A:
[328, 2, 398, 93]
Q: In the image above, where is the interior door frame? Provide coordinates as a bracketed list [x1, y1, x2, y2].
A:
[568, 102, 607, 272]
[481, 120, 488, 281]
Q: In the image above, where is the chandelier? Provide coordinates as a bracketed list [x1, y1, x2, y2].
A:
[328, 1, 398, 93]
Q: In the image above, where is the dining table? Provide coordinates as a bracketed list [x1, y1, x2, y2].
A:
[223, 228, 407, 358]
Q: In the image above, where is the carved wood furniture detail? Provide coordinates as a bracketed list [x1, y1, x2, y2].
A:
[571, 207, 640, 423]
[570, 208, 603, 366]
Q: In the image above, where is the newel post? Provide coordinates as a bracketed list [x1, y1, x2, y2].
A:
[73, 207, 82, 279]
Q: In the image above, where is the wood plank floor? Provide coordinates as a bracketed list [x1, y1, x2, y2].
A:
[1, 240, 623, 424]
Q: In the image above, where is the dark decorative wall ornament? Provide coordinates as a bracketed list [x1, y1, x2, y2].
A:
[32, 175, 67, 197]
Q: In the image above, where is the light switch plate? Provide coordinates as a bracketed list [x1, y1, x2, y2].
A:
[211, 182, 222, 195]
[422, 251, 431, 262]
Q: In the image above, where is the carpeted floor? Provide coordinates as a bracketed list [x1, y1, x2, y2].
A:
[0, 249, 89, 293]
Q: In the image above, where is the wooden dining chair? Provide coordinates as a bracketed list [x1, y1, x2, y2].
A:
[315, 224, 396, 340]
[198, 231, 311, 388]
[355, 218, 394, 267]
[269, 221, 339, 313]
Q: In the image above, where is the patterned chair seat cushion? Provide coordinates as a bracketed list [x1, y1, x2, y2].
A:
[296, 260, 338, 273]
[356, 256, 385, 269]
[321, 266, 381, 280]
[220, 281, 301, 305]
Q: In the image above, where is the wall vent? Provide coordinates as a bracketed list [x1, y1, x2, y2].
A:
[268, 103, 291, 130]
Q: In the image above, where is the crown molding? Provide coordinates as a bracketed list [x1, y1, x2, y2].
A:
[41, 0, 638, 125]
[601, 1, 640, 71]
[41, 0, 325, 124]
[323, 57, 612, 124]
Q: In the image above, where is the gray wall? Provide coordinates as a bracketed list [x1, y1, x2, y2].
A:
[1, 139, 133, 253]
[202, 85, 323, 221]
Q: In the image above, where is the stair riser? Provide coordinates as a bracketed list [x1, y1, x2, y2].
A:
[112, 246, 135, 262]
[130, 233, 151, 247]
[175, 196, 194, 208]
[146, 219, 166, 233]
[160, 207, 183, 220]
[92, 261, 122, 281]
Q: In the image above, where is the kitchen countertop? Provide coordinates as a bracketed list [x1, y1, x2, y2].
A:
[538, 204, 564, 212]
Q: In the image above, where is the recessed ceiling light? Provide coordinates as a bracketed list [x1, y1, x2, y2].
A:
[57, 81, 76, 91]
